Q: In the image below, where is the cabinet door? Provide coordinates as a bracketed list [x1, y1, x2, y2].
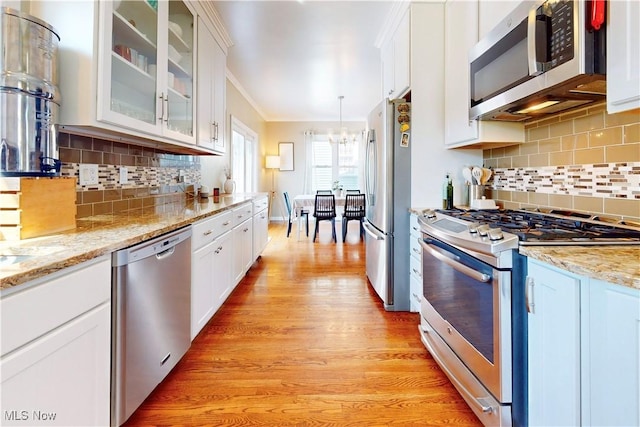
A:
[477, 0, 522, 40]
[165, 1, 195, 141]
[213, 230, 234, 307]
[253, 209, 268, 260]
[233, 218, 253, 285]
[381, 38, 394, 99]
[607, 0, 640, 114]
[191, 242, 217, 340]
[98, 0, 195, 143]
[211, 36, 227, 153]
[526, 260, 581, 427]
[585, 279, 640, 427]
[99, 0, 162, 135]
[393, 8, 410, 99]
[1, 303, 110, 427]
[197, 19, 215, 151]
[444, 0, 479, 145]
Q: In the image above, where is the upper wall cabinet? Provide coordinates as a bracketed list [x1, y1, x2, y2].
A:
[477, 0, 523, 40]
[99, 0, 196, 144]
[381, 7, 410, 100]
[30, 0, 214, 153]
[444, 0, 524, 148]
[607, 0, 640, 114]
[196, 18, 226, 154]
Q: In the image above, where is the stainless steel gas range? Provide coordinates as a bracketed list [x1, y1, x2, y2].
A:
[416, 208, 640, 427]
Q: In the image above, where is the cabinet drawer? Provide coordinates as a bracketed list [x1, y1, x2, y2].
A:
[192, 210, 233, 250]
[232, 203, 253, 227]
[410, 273, 422, 312]
[409, 234, 422, 261]
[1, 257, 110, 356]
[410, 255, 422, 281]
[410, 214, 421, 237]
[253, 196, 268, 213]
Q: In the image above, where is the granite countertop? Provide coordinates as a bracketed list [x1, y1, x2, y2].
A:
[0, 193, 267, 292]
[519, 246, 640, 290]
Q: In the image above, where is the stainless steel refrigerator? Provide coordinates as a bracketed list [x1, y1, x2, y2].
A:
[363, 100, 411, 311]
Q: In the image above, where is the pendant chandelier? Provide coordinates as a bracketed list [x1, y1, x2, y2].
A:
[332, 95, 354, 145]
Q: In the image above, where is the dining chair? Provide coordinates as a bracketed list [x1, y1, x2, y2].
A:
[316, 190, 332, 194]
[312, 194, 337, 242]
[342, 193, 366, 242]
[283, 192, 309, 238]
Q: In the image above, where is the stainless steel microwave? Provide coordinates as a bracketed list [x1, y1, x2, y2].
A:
[469, 0, 606, 122]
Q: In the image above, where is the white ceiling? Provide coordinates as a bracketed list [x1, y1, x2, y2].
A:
[211, 1, 397, 122]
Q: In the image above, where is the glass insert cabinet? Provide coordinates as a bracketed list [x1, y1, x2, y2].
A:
[98, 0, 195, 144]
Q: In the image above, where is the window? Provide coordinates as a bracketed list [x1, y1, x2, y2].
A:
[310, 136, 360, 192]
[230, 116, 257, 193]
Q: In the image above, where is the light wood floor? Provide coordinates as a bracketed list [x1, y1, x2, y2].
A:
[124, 222, 481, 426]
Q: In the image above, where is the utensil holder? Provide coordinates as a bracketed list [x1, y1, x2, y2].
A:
[464, 185, 486, 205]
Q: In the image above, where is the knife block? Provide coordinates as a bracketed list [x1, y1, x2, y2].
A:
[0, 177, 77, 240]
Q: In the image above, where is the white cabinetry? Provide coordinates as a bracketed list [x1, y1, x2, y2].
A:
[478, 0, 522, 40]
[526, 258, 640, 427]
[526, 259, 581, 427]
[408, 214, 422, 312]
[444, 0, 524, 148]
[231, 203, 254, 286]
[191, 210, 233, 340]
[584, 279, 640, 427]
[252, 196, 269, 261]
[0, 257, 111, 426]
[30, 0, 204, 151]
[607, 0, 640, 114]
[196, 18, 227, 153]
[381, 6, 410, 100]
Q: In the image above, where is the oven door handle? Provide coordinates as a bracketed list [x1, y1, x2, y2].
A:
[419, 240, 491, 283]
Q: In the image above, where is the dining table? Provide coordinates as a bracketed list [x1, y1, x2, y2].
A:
[292, 194, 347, 239]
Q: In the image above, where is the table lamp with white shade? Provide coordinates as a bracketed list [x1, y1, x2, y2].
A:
[265, 155, 280, 221]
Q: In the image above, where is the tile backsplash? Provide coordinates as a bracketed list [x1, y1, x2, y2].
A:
[483, 103, 640, 221]
[58, 133, 200, 218]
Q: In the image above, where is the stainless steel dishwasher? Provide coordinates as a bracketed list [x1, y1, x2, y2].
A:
[111, 226, 192, 426]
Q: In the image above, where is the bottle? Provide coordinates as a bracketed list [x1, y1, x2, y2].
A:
[442, 173, 449, 209]
[446, 176, 454, 209]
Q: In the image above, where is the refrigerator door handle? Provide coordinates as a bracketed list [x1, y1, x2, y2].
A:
[363, 221, 384, 240]
[365, 130, 376, 206]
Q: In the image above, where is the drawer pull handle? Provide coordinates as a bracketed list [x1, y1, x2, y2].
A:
[203, 230, 213, 236]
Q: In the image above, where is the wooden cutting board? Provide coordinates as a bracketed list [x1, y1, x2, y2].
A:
[0, 177, 77, 240]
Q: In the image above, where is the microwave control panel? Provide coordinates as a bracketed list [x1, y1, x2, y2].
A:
[542, 0, 575, 68]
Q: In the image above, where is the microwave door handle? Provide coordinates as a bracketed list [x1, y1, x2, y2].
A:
[527, 8, 544, 76]
[420, 240, 491, 283]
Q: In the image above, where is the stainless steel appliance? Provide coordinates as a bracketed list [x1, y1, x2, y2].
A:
[363, 100, 411, 311]
[469, 0, 606, 122]
[111, 227, 192, 426]
[417, 208, 640, 426]
[0, 8, 61, 176]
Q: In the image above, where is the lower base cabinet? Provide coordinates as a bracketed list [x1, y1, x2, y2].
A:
[526, 259, 640, 427]
[232, 217, 253, 286]
[526, 260, 581, 426]
[253, 196, 269, 260]
[584, 279, 640, 427]
[0, 257, 111, 426]
[191, 211, 233, 340]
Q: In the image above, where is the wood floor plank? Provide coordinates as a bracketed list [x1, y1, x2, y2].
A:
[123, 223, 481, 426]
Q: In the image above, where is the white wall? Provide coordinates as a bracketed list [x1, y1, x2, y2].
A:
[409, 2, 482, 208]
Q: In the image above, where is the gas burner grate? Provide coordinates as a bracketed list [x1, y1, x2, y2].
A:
[435, 208, 640, 243]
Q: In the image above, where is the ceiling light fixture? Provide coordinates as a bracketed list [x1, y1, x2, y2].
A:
[336, 95, 351, 145]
